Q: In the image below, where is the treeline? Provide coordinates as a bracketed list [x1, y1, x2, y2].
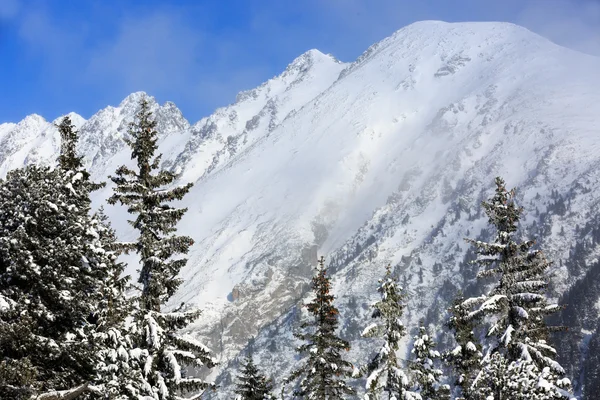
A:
[239, 178, 574, 400]
[0, 96, 575, 400]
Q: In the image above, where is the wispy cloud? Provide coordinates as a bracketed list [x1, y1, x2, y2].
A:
[17, 9, 85, 62]
[516, 0, 600, 56]
[0, 0, 19, 20]
[86, 11, 202, 97]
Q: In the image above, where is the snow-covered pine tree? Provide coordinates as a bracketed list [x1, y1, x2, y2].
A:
[445, 294, 483, 400]
[234, 354, 274, 400]
[286, 256, 356, 399]
[56, 116, 104, 192]
[108, 96, 216, 399]
[409, 326, 450, 400]
[0, 163, 113, 398]
[56, 116, 138, 400]
[57, 116, 85, 173]
[463, 177, 574, 399]
[360, 264, 419, 400]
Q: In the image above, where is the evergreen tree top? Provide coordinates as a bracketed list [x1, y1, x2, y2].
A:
[56, 115, 105, 192]
[125, 98, 160, 183]
[56, 115, 84, 172]
[463, 177, 573, 399]
[361, 265, 417, 400]
[286, 256, 356, 399]
[235, 354, 274, 400]
[108, 95, 194, 311]
[481, 177, 522, 245]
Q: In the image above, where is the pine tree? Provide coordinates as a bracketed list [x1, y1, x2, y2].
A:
[56, 116, 137, 399]
[84, 209, 141, 400]
[286, 256, 356, 399]
[462, 177, 573, 399]
[0, 164, 112, 398]
[108, 97, 216, 399]
[56, 116, 104, 192]
[360, 265, 419, 400]
[0, 116, 136, 399]
[445, 294, 483, 400]
[409, 326, 450, 400]
[235, 354, 274, 400]
[57, 115, 84, 172]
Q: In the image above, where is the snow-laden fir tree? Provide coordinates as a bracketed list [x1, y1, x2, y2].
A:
[0, 165, 123, 397]
[108, 97, 216, 399]
[463, 177, 574, 399]
[234, 354, 274, 400]
[409, 326, 450, 400]
[445, 294, 483, 400]
[56, 116, 138, 400]
[286, 256, 356, 399]
[360, 265, 419, 400]
[56, 116, 105, 192]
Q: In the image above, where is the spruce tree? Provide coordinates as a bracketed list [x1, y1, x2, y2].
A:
[286, 256, 356, 399]
[234, 355, 274, 400]
[409, 326, 450, 400]
[57, 116, 84, 172]
[445, 294, 483, 400]
[360, 265, 419, 400]
[108, 97, 216, 399]
[462, 177, 573, 399]
[56, 116, 104, 192]
[0, 116, 135, 399]
[0, 164, 113, 398]
[56, 116, 136, 399]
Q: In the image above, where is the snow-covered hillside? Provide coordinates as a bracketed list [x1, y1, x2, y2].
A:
[2, 20, 600, 398]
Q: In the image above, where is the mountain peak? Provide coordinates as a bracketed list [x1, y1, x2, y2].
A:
[284, 49, 341, 76]
[17, 114, 49, 130]
[118, 91, 154, 108]
[52, 112, 86, 129]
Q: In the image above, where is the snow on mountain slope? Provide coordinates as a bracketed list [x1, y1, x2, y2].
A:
[2, 20, 600, 397]
[172, 49, 346, 183]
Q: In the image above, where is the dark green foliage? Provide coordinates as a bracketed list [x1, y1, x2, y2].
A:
[0, 166, 107, 396]
[108, 98, 193, 312]
[57, 115, 84, 172]
[462, 177, 572, 398]
[361, 265, 416, 399]
[445, 294, 482, 400]
[582, 323, 600, 399]
[410, 326, 450, 400]
[286, 256, 356, 399]
[108, 96, 215, 399]
[234, 355, 274, 400]
[56, 115, 104, 192]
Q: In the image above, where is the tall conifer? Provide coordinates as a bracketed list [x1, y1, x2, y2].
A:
[0, 116, 127, 398]
[286, 256, 356, 399]
[235, 354, 274, 400]
[462, 177, 573, 399]
[445, 294, 483, 400]
[409, 326, 450, 400]
[108, 97, 215, 399]
[360, 265, 418, 400]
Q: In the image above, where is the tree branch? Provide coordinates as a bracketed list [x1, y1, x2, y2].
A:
[31, 383, 93, 400]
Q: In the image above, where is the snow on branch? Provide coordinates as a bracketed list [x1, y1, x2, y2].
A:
[31, 383, 99, 400]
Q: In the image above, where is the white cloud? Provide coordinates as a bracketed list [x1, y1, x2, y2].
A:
[517, 0, 600, 56]
[86, 12, 203, 96]
[0, 0, 19, 20]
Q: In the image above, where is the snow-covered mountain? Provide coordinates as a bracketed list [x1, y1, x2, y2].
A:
[2, 20, 600, 398]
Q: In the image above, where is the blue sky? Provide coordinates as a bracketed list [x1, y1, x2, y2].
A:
[0, 0, 598, 124]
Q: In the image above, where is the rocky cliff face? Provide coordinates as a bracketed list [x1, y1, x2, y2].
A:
[1, 20, 599, 398]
